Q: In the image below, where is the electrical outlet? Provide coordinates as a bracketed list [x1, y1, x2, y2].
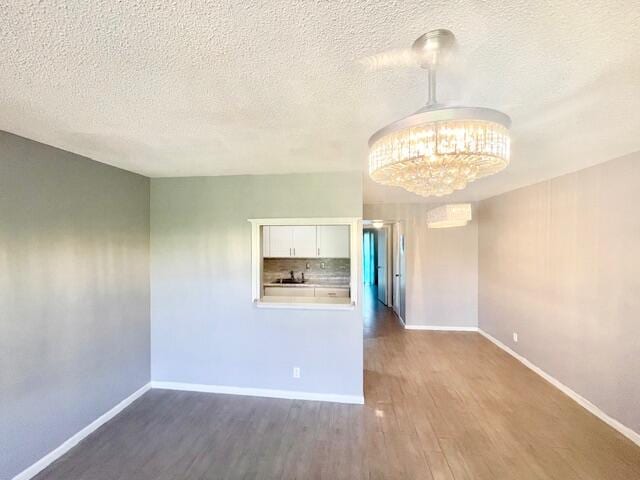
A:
[513, 332, 518, 343]
[292, 367, 301, 379]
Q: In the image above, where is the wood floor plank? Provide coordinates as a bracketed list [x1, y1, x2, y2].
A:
[32, 286, 640, 480]
[423, 450, 455, 480]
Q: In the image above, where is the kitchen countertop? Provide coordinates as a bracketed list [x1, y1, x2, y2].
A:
[263, 282, 350, 288]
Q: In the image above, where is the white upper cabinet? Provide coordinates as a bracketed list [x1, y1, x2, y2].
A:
[262, 225, 270, 256]
[292, 226, 317, 257]
[317, 225, 350, 258]
[263, 225, 318, 258]
[266, 225, 295, 257]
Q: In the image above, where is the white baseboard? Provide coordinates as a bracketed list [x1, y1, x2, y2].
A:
[478, 329, 640, 448]
[151, 381, 365, 405]
[12, 383, 151, 480]
[12, 380, 362, 480]
[404, 325, 478, 332]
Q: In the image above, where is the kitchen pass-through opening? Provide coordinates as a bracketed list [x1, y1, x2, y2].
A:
[248, 218, 360, 309]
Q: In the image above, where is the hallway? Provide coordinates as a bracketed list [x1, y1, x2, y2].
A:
[33, 288, 640, 480]
[363, 285, 403, 340]
[361, 285, 640, 479]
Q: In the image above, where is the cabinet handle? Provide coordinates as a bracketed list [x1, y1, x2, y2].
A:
[317, 248, 320, 256]
[289, 248, 292, 256]
[293, 248, 296, 256]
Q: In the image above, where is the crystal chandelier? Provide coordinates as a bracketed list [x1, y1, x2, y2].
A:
[368, 30, 511, 197]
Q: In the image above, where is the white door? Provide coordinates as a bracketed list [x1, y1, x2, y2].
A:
[398, 226, 407, 322]
[268, 226, 293, 257]
[317, 225, 350, 258]
[377, 228, 388, 305]
[392, 224, 399, 314]
[392, 223, 406, 321]
[292, 226, 317, 257]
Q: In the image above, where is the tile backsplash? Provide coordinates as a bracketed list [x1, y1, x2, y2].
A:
[263, 258, 350, 285]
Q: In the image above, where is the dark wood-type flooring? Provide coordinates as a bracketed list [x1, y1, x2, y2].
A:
[34, 287, 640, 479]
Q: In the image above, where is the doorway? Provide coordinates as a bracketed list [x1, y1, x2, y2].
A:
[392, 223, 406, 322]
[363, 231, 376, 285]
[362, 226, 387, 305]
[362, 222, 404, 315]
[376, 226, 389, 305]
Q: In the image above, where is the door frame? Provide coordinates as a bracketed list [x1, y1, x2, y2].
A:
[391, 222, 406, 324]
[376, 224, 393, 307]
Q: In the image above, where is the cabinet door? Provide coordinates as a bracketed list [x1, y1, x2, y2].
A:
[267, 226, 293, 257]
[291, 226, 317, 257]
[264, 286, 315, 297]
[317, 225, 350, 258]
[262, 226, 270, 257]
[314, 287, 350, 298]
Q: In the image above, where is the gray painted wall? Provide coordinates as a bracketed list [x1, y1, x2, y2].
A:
[0, 131, 150, 479]
[364, 203, 478, 328]
[150, 173, 363, 396]
[478, 151, 640, 435]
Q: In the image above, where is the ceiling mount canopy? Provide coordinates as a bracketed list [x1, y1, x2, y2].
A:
[368, 29, 511, 197]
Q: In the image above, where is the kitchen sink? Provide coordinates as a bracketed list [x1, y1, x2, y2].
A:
[274, 278, 307, 284]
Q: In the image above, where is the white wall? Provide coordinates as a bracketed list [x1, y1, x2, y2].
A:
[364, 203, 478, 328]
[151, 172, 363, 398]
[478, 151, 640, 436]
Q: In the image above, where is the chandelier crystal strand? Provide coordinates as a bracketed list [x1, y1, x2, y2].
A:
[368, 29, 511, 197]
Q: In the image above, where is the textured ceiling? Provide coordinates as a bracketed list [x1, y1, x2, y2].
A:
[2, 0, 640, 203]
